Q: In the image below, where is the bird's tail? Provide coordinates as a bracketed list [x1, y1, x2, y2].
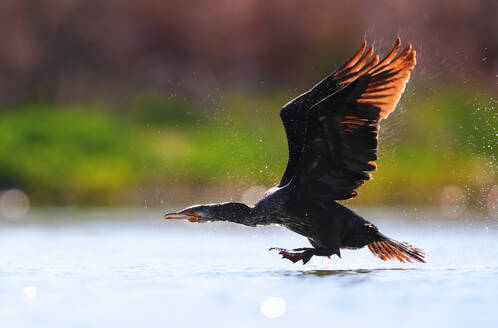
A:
[368, 237, 425, 263]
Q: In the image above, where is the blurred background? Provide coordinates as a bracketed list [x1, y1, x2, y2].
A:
[0, 0, 496, 218]
[1, 2, 497, 327]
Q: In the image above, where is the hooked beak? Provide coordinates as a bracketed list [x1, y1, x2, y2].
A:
[164, 211, 200, 222]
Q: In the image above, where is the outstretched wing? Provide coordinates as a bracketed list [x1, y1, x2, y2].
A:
[284, 39, 416, 201]
[278, 41, 374, 187]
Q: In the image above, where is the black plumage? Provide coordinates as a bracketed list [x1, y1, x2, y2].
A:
[165, 38, 425, 265]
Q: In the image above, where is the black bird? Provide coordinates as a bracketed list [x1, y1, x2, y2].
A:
[165, 38, 425, 265]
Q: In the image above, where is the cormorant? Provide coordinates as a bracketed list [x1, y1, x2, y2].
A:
[165, 38, 425, 265]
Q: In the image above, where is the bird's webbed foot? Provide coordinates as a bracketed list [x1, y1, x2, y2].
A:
[269, 247, 331, 265]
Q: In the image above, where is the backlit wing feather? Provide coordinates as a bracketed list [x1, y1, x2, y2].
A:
[279, 38, 416, 201]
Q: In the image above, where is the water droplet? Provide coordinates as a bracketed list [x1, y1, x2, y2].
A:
[440, 185, 466, 219]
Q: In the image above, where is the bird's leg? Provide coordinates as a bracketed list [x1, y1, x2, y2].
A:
[269, 247, 332, 264]
[269, 247, 310, 263]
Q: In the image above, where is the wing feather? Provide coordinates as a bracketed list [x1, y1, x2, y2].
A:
[280, 39, 416, 201]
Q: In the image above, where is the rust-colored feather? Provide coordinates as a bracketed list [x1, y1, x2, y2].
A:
[370, 242, 387, 261]
[334, 41, 367, 76]
[368, 38, 400, 73]
[380, 241, 405, 262]
[383, 242, 411, 262]
[368, 239, 425, 263]
[346, 45, 375, 74]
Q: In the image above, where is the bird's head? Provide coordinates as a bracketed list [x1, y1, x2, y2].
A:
[164, 202, 252, 223]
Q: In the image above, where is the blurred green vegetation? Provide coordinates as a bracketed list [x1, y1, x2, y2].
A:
[0, 86, 495, 206]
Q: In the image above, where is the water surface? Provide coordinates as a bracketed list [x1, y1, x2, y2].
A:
[1, 208, 497, 327]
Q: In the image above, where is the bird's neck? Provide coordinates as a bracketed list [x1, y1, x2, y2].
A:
[207, 202, 269, 227]
[228, 206, 265, 227]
